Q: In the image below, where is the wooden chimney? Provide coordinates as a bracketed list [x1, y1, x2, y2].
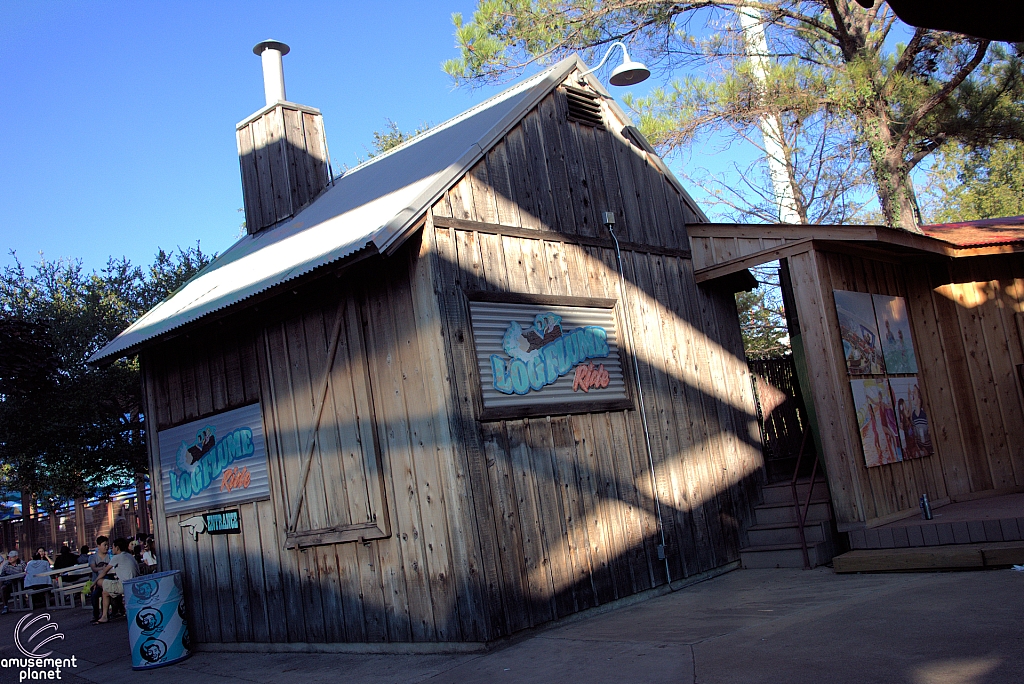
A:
[236, 41, 331, 235]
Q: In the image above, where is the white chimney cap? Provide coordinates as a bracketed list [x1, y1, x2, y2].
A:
[253, 40, 290, 56]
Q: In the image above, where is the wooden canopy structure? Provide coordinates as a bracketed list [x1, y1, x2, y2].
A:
[692, 219, 1024, 529]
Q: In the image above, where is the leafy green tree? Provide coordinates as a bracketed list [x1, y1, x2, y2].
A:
[736, 263, 789, 359]
[0, 245, 212, 518]
[923, 141, 1024, 222]
[368, 119, 432, 157]
[444, 1, 1024, 231]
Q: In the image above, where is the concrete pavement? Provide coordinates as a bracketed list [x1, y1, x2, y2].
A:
[2, 567, 1021, 684]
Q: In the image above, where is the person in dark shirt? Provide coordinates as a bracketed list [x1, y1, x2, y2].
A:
[53, 545, 79, 570]
[87, 536, 110, 622]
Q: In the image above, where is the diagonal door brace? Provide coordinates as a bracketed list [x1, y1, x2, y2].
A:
[286, 301, 347, 534]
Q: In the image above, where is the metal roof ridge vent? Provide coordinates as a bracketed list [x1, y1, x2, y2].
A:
[237, 40, 333, 236]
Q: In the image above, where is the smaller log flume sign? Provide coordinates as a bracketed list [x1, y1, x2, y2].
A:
[572, 361, 610, 392]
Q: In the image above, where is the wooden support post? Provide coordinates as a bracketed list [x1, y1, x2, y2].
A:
[135, 474, 150, 535]
[74, 498, 86, 550]
[49, 511, 58, 549]
[20, 490, 32, 552]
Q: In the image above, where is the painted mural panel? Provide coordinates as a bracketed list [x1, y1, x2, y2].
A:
[873, 294, 918, 374]
[834, 290, 884, 375]
[851, 378, 903, 467]
[888, 377, 934, 460]
[469, 300, 629, 416]
[158, 403, 270, 515]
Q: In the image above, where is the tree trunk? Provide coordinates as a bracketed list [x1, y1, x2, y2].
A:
[739, 8, 805, 224]
[863, 111, 923, 232]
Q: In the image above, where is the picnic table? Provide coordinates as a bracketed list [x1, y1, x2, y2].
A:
[38, 563, 91, 608]
[1, 571, 26, 611]
[10, 563, 91, 610]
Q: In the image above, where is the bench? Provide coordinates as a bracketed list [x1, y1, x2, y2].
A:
[54, 581, 89, 608]
[13, 586, 54, 611]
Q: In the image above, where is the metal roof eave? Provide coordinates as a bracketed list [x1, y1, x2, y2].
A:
[89, 57, 584, 366]
[89, 241, 380, 366]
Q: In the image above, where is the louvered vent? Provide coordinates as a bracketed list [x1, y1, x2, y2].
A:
[564, 85, 604, 128]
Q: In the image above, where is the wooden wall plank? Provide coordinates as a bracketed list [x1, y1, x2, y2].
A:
[388, 259, 462, 640]
[428, 223, 504, 639]
[502, 126, 544, 231]
[519, 109, 559, 232]
[505, 418, 555, 623]
[237, 501, 269, 643]
[568, 413, 616, 604]
[667, 261, 721, 576]
[411, 224, 491, 641]
[525, 417, 577, 618]
[480, 421, 532, 631]
[929, 263, 995, 492]
[363, 269, 433, 642]
[902, 263, 959, 499]
[260, 323, 310, 642]
[485, 141, 523, 228]
[788, 249, 865, 523]
[550, 415, 596, 611]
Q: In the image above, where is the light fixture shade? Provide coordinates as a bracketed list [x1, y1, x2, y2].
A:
[609, 59, 650, 86]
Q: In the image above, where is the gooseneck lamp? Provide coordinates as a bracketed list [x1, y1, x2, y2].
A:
[579, 41, 651, 86]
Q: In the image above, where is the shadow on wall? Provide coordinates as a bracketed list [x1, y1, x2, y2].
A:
[162, 100, 768, 644]
[162, 238, 766, 646]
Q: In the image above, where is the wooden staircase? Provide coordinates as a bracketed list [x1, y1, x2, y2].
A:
[740, 478, 838, 569]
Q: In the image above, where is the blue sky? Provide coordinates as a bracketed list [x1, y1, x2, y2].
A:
[0, 1, 747, 274]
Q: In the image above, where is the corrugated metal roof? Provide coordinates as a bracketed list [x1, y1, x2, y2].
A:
[920, 215, 1024, 247]
[90, 56, 584, 364]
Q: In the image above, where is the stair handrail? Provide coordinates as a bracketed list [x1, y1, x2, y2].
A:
[789, 428, 820, 570]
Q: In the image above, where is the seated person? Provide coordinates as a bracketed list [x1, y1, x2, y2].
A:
[0, 550, 27, 614]
[141, 538, 158, 574]
[77, 546, 90, 566]
[23, 549, 52, 587]
[53, 545, 79, 570]
[93, 538, 138, 624]
[87, 536, 110, 622]
[23, 548, 53, 609]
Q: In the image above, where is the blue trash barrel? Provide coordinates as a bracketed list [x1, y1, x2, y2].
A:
[123, 570, 191, 670]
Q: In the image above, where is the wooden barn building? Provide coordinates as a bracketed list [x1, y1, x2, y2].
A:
[91, 50, 767, 649]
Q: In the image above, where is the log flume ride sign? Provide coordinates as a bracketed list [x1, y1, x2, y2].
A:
[490, 312, 611, 395]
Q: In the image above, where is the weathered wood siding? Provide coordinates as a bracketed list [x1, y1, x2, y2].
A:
[422, 83, 764, 635]
[143, 251, 491, 645]
[784, 248, 1024, 526]
[141, 77, 762, 646]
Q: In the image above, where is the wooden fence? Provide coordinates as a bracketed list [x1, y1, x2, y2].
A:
[748, 356, 815, 482]
[1, 488, 151, 554]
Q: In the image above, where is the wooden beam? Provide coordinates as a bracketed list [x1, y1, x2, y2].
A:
[832, 541, 1024, 573]
[689, 222, 1024, 260]
[692, 239, 814, 283]
[432, 215, 693, 260]
[284, 521, 388, 550]
[465, 289, 617, 309]
[688, 223, 881, 241]
[812, 240, 922, 265]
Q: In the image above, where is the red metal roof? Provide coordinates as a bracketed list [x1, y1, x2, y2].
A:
[920, 215, 1024, 247]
